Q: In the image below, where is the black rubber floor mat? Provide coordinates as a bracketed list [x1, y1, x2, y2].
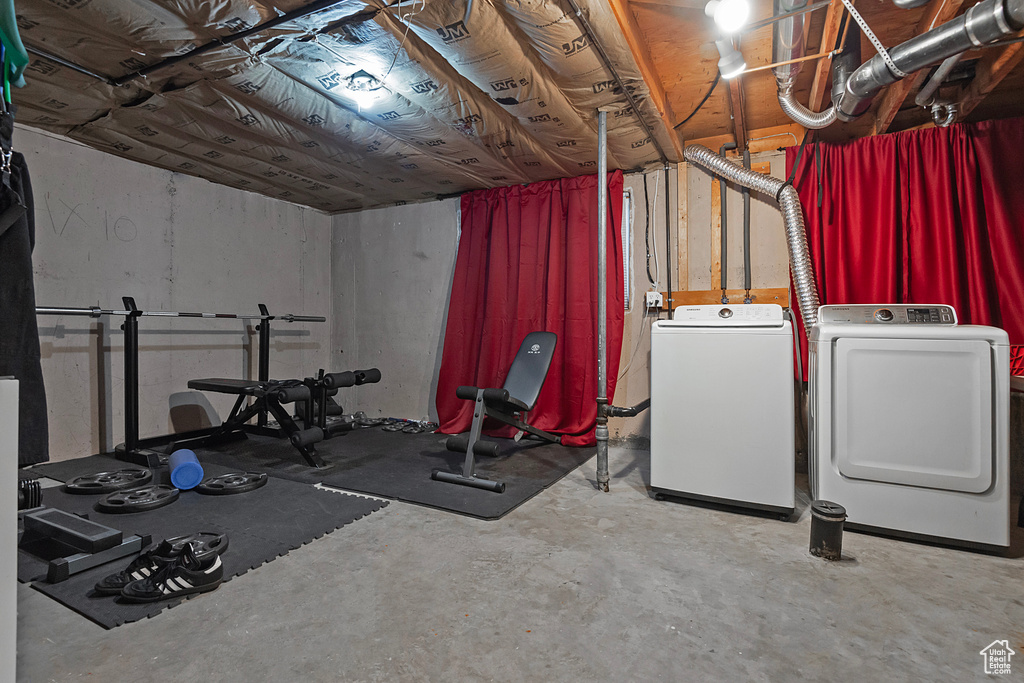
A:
[318, 431, 594, 520]
[195, 428, 594, 520]
[26, 454, 128, 483]
[18, 461, 387, 629]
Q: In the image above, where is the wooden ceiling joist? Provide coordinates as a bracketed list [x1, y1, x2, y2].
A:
[606, 0, 686, 159]
[870, 0, 967, 136]
[956, 40, 1024, 119]
[807, 0, 846, 112]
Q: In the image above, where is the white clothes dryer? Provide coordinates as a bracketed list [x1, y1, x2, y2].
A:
[809, 304, 1010, 548]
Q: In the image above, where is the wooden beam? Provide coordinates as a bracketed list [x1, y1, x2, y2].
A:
[686, 123, 804, 153]
[662, 288, 790, 306]
[728, 77, 748, 150]
[631, 0, 706, 9]
[606, 0, 686, 160]
[956, 40, 1024, 119]
[870, 0, 966, 135]
[808, 0, 846, 112]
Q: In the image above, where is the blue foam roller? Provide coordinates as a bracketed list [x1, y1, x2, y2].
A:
[169, 449, 204, 490]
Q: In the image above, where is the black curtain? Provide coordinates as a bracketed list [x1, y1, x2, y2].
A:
[0, 134, 49, 465]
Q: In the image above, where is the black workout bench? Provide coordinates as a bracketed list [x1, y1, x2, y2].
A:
[187, 368, 381, 467]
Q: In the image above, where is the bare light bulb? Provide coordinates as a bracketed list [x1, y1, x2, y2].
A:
[705, 0, 750, 34]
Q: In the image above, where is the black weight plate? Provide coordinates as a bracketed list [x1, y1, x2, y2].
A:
[95, 485, 179, 514]
[163, 531, 230, 558]
[196, 472, 268, 496]
[64, 468, 153, 495]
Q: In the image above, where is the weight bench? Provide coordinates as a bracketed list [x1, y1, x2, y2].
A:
[433, 331, 561, 493]
[187, 368, 381, 468]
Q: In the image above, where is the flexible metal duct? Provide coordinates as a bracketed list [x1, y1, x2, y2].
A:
[837, 0, 1024, 121]
[683, 145, 821, 333]
[772, 0, 838, 129]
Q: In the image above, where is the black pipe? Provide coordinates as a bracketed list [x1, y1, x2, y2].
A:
[742, 149, 752, 302]
[718, 142, 737, 298]
[606, 398, 651, 418]
[26, 46, 116, 85]
[111, 1, 377, 86]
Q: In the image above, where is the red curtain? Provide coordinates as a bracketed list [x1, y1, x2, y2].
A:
[436, 171, 625, 447]
[786, 117, 1024, 376]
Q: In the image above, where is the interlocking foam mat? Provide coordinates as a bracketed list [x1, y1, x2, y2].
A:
[18, 459, 387, 629]
[194, 428, 595, 520]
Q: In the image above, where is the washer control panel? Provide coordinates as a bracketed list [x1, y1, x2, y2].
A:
[669, 303, 785, 326]
[818, 304, 957, 325]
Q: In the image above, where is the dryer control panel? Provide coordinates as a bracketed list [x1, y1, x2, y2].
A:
[818, 304, 957, 325]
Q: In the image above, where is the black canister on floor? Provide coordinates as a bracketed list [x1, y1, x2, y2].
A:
[809, 500, 846, 561]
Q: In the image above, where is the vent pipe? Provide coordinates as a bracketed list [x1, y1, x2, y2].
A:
[683, 145, 820, 334]
[772, 0, 838, 129]
[837, 0, 1024, 121]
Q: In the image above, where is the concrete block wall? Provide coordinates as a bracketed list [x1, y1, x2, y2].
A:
[22, 126, 333, 461]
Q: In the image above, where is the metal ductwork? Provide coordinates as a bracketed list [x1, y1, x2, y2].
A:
[772, 0, 838, 129]
[683, 145, 821, 334]
[837, 0, 1024, 121]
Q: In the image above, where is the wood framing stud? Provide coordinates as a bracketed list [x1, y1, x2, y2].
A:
[606, 0, 686, 159]
[956, 41, 1024, 119]
[808, 0, 846, 113]
[870, 0, 967, 135]
[677, 162, 689, 292]
[710, 178, 722, 291]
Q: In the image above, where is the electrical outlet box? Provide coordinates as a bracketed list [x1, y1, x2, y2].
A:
[646, 291, 663, 308]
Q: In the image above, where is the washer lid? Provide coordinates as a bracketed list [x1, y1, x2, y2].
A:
[667, 303, 786, 327]
[833, 337, 993, 493]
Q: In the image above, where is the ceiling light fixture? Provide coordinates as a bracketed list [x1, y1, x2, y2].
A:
[345, 69, 386, 110]
[714, 39, 747, 79]
[705, 0, 750, 34]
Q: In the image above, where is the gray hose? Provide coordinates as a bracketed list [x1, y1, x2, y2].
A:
[777, 86, 837, 129]
[683, 144, 820, 333]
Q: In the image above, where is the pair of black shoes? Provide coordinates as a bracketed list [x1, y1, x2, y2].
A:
[94, 532, 228, 603]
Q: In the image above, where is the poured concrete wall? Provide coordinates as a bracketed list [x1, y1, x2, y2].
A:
[330, 198, 460, 422]
[23, 126, 333, 461]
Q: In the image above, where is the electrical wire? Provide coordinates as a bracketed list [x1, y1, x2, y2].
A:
[649, 168, 661, 290]
[379, 0, 425, 86]
[673, 72, 720, 130]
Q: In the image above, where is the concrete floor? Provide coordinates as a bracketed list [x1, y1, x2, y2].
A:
[16, 446, 1024, 682]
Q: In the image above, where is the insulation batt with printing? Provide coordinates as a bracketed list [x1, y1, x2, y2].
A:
[13, 0, 677, 212]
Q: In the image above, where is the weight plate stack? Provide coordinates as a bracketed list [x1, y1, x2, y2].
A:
[196, 472, 268, 496]
[95, 485, 180, 514]
[64, 468, 153, 495]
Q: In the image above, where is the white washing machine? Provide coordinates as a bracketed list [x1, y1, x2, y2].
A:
[650, 304, 795, 514]
[809, 304, 1011, 548]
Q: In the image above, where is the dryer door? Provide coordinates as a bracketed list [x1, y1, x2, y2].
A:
[833, 337, 993, 493]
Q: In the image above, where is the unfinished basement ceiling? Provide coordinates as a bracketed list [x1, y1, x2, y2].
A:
[16, 0, 1024, 212]
[14, 0, 676, 213]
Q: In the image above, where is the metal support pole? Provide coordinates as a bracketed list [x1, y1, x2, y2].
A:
[596, 108, 611, 493]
